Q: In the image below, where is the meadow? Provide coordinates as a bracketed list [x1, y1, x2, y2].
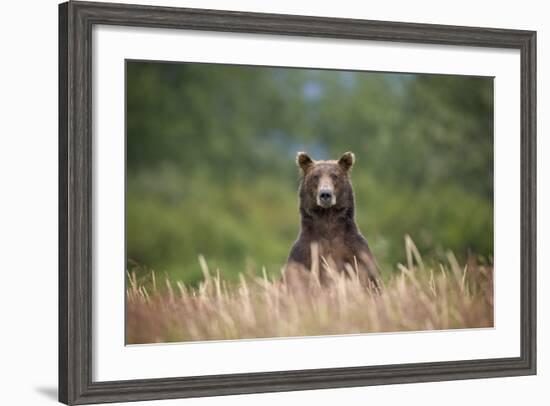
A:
[126, 237, 493, 344]
[125, 62, 494, 342]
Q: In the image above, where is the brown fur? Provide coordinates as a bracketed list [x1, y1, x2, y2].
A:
[285, 152, 380, 289]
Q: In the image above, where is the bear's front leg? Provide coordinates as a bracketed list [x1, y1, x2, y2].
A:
[349, 236, 382, 291]
[284, 239, 312, 289]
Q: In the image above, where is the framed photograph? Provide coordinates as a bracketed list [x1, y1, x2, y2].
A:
[59, 1, 536, 404]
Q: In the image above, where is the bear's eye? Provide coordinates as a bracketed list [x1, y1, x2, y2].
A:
[330, 173, 339, 181]
[310, 174, 320, 182]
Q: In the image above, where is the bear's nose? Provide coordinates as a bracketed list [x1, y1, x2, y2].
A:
[319, 190, 333, 201]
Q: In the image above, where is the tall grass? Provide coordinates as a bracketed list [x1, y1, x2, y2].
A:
[126, 236, 493, 344]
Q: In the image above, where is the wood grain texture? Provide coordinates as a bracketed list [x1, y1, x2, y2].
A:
[58, 1, 537, 404]
[58, 3, 69, 404]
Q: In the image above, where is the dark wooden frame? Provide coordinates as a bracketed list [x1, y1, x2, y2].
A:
[59, 1, 537, 404]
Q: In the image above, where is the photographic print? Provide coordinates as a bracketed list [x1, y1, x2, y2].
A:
[60, 3, 536, 403]
[125, 61, 494, 345]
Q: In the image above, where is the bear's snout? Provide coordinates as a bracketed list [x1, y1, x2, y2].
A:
[317, 187, 336, 208]
[319, 189, 333, 201]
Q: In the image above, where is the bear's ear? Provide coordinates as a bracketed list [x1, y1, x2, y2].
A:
[296, 152, 314, 174]
[338, 152, 355, 172]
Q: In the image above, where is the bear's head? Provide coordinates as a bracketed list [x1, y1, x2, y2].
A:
[296, 151, 355, 211]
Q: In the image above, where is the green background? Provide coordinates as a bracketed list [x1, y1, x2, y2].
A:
[126, 61, 493, 285]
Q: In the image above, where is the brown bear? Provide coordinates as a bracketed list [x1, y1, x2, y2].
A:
[285, 151, 380, 288]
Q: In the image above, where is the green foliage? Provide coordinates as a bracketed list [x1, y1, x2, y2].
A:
[126, 61, 493, 284]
